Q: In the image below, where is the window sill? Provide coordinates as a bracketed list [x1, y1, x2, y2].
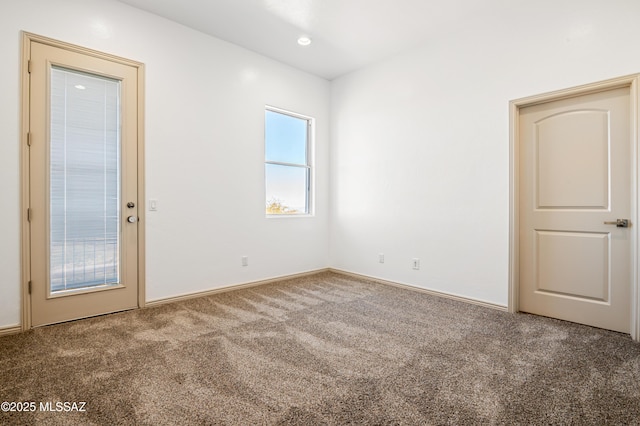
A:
[266, 213, 314, 219]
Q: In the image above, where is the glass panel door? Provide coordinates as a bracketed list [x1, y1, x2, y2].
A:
[28, 36, 141, 327]
[49, 67, 121, 294]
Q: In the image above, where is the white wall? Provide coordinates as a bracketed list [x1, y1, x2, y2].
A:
[330, 0, 640, 306]
[0, 0, 330, 328]
[5, 0, 640, 329]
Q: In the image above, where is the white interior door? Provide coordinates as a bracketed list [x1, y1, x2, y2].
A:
[519, 86, 632, 333]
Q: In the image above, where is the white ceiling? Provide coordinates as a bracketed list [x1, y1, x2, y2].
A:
[116, 0, 496, 80]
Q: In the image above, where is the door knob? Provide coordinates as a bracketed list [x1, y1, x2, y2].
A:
[127, 216, 138, 223]
[604, 219, 629, 228]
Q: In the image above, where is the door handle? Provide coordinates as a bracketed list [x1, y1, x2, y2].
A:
[604, 219, 629, 228]
[127, 216, 138, 224]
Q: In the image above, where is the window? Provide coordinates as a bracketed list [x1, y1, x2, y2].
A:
[50, 66, 121, 291]
[265, 108, 312, 215]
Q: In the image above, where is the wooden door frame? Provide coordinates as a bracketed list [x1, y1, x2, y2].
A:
[20, 32, 146, 330]
[509, 74, 640, 341]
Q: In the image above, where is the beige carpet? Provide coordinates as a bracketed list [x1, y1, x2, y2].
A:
[1, 271, 639, 425]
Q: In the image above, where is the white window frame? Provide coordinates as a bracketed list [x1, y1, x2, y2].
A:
[265, 106, 314, 217]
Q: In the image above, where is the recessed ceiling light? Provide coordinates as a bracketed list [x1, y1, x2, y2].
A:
[297, 36, 312, 46]
[74, 85, 86, 90]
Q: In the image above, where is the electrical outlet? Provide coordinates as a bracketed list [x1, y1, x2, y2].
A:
[241, 256, 248, 267]
[378, 253, 385, 263]
[412, 258, 420, 270]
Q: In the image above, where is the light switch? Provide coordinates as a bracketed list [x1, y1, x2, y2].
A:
[149, 199, 157, 211]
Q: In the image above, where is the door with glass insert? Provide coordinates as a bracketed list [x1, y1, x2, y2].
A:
[28, 39, 141, 327]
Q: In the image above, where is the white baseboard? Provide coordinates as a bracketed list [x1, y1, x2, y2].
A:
[330, 268, 508, 312]
[146, 267, 507, 313]
[2, 269, 506, 334]
[145, 268, 331, 308]
[0, 325, 22, 337]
